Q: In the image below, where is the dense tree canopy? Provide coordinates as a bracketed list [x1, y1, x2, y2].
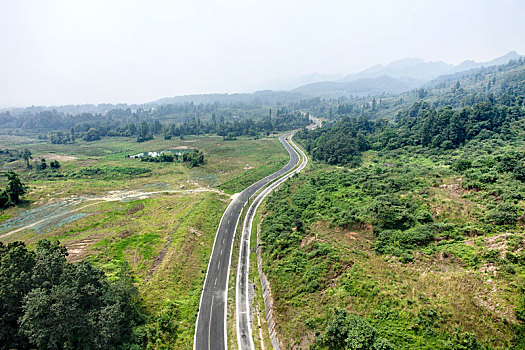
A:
[0, 240, 144, 350]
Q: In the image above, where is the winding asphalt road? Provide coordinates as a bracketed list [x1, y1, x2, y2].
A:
[194, 133, 301, 350]
[236, 135, 307, 350]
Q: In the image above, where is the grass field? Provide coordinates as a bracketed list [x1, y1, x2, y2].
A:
[0, 133, 288, 348]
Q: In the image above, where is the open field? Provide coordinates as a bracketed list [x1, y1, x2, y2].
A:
[0, 134, 288, 347]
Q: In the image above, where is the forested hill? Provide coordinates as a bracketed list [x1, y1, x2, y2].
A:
[297, 58, 525, 166]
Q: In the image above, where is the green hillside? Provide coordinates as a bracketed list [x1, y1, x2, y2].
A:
[258, 59, 525, 349]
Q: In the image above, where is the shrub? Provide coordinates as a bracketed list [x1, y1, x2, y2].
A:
[314, 309, 392, 350]
[451, 159, 473, 172]
[450, 330, 483, 350]
[486, 203, 519, 225]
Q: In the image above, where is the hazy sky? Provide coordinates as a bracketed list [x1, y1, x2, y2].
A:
[1, 0, 524, 107]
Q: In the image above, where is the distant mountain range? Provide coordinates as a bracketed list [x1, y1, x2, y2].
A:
[292, 75, 421, 96]
[290, 51, 522, 97]
[4, 52, 522, 113]
[133, 51, 524, 106]
[251, 73, 344, 91]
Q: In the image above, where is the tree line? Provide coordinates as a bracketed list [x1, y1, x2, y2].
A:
[36, 110, 310, 144]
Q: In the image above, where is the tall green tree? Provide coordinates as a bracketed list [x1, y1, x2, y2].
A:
[0, 241, 36, 350]
[2, 171, 27, 207]
[22, 149, 32, 168]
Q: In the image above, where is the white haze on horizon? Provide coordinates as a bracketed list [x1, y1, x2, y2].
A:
[0, 0, 524, 107]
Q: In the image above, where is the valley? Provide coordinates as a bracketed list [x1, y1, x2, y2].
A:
[0, 42, 524, 350]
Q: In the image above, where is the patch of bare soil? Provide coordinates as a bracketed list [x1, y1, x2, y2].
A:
[190, 227, 203, 236]
[439, 182, 463, 197]
[146, 235, 174, 280]
[300, 234, 316, 247]
[41, 154, 78, 162]
[65, 235, 100, 262]
[173, 146, 190, 149]
[484, 233, 513, 257]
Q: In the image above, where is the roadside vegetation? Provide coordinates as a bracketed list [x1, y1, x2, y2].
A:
[259, 60, 525, 349]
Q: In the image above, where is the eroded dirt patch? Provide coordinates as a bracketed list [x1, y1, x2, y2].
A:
[41, 154, 78, 162]
[65, 235, 100, 262]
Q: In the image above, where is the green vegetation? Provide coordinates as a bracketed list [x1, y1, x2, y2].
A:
[260, 157, 524, 348]
[2, 52, 524, 350]
[1, 102, 310, 143]
[0, 239, 143, 350]
[0, 171, 26, 208]
[136, 149, 205, 168]
[312, 309, 393, 350]
[259, 61, 525, 349]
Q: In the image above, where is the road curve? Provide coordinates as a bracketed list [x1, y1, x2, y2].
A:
[236, 135, 307, 350]
[194, 133, 301, 350]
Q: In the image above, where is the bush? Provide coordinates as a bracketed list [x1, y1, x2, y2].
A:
[49, 160, 61, 169]
[0, 171, 26, 208]
[451, 159, 472, 172]
[143, 302, 180, 348]
[486, 203, 519, 225]
[372, 338, 395, 350]
[450, 330, 483, 350]
[370, 195, 415, 231]
[514, 163, 525, 182]
[314, 309, 392, 350]
[376, 224, 435, 255]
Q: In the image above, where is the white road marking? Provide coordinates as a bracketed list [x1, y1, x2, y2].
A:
[208, 295, 215, 350]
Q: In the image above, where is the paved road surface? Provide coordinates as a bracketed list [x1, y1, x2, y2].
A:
[194, 134, 301, 350]
[236, 136, 307, 350]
